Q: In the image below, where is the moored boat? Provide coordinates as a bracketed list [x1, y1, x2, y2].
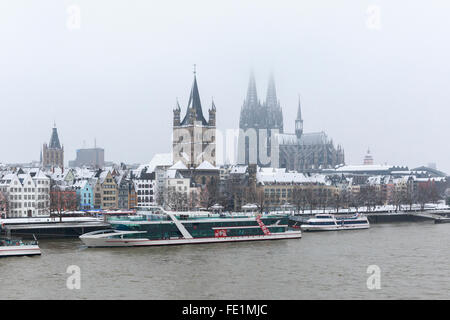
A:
[0, 237, 41, 257]
[301, 213, 370, 231]
[79, 208, 301, 247]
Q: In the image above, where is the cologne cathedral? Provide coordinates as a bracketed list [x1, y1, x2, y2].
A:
[238, 72, 345, 172]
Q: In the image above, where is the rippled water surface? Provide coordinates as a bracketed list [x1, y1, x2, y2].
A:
[1, 222, 449, 299]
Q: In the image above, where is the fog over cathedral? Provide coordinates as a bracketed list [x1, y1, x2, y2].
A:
[238, 72, 344, 171]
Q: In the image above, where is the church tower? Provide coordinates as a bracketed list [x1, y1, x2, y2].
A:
[42, 124, 64, 169]
[172, 71, 216, 168]
[238, 71, 283, 167]
[264, 73, 284, 133]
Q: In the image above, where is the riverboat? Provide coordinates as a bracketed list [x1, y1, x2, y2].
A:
[301, 213, 370, 231]
[0, 237, 41, 257]
[79, 209, 301, 247]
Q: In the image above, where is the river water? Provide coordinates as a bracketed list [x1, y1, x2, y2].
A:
[1, 221, 449, 299]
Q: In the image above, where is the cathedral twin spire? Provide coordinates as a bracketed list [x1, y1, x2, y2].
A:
[265, 73, 279, 110]
[245, 71, 259, 107]
[240, 71, 284, 132]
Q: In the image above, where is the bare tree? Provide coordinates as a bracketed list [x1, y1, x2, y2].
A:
[292, 188, 307, 214]
[255, 189, 266, 214]
[0, 190, 9, 219]
[417, 183, 432, 211]
[304, 187, 316, 213]
[332, 192, 342, 214]
[167, 189, 189, 211]
[189, 189, 199, 210]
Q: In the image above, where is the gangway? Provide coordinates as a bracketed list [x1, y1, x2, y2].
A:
[167, 213, 193, 239]
[256, 215, 271, 235]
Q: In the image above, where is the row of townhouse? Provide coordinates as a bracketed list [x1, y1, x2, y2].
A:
[56, 167, 157, 211]
[0, 170, 50, 218]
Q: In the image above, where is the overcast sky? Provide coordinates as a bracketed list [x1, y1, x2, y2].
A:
[0, 1, 449, 173]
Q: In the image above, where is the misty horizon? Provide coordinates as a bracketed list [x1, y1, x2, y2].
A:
[1, 1, 449, 174]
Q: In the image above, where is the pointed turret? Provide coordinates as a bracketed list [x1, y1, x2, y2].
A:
[297, 96, 302, 120]
[209, 98, 216, 126]
[173, 99, 181, 126]
[295, 95, 304, 139]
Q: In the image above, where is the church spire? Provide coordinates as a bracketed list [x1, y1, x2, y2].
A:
[181, 70, 208, 126]
[265, 72, 278, 109]
[297, 95, 302, 121]
[245, 70, 258, 107]
[49, 125, 61, 149]
[295, 95, 303, 139]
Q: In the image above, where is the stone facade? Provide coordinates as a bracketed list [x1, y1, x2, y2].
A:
[0, 171, 50, 217]
[42, 126, 64, 169]
[172, 74, 216, 169]
[238, 73, 283, 167]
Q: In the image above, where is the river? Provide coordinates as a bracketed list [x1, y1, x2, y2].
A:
[1, 221, 449, 299]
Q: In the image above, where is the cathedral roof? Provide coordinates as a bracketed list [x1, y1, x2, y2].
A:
[276, 133, 298, 145]
[276, 132, 331, 146]
[299, 132, 329, 145]
[181, 75, 208, 126]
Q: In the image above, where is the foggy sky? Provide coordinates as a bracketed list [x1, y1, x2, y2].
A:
[1, 1, 449, 174]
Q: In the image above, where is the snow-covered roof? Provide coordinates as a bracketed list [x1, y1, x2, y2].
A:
[132, 153, 173, 177]
[72, 180, 89, 189]
[166, 169, 184, 179]
[367, 175, 394, 185]
[257, 169, 328, 185]
[170, 161, 188, 170]
[148, 153, 173, 172]
[74, 168, 96, 179]
[230, 166, 248, 174]
[34, 170, 49, 180]
[196, 161, 219, 170]
[98, 171, 110, 184]
[335, 164, 394, 172]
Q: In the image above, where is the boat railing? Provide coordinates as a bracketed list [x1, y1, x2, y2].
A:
[0, 238, 38, 246]
[108, 214, 170, 222]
